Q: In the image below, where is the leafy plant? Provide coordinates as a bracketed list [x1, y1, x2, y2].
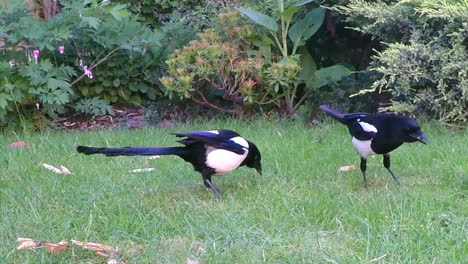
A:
[160, 12, 271, 115]
[238, 0, 351, 115]
[0, 0, 172, 129]
[74, 97, 114, 117]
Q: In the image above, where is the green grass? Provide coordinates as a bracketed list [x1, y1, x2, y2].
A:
[1, 119, 467, 263]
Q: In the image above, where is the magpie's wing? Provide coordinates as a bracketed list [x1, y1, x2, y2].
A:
[172, 130, 246, 154]
[343, 114, 379, 140]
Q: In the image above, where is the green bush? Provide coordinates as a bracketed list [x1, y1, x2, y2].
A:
[238, 0, 351, 115]
[337, 0, 468, 124]
[0, 1, 190, 130]
[110, 0, 233, 29]
[161, 1, 351, 117]
[160, 12, 270, 115]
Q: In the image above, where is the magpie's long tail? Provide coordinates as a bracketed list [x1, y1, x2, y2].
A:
[76, 146, 188, 157]
[319, 105, 347, 124]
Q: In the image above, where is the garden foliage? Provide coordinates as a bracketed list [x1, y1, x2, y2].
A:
[0, 0, 191, 129]
[161, 0, 351, 116]
[337, 0, 468, 124]
[160, 12, 271, 115]
[112, 0, 238, 29]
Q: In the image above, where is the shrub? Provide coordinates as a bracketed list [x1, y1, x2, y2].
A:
[336, 0, 468, 124]
[160, 12, 270, 115]
[0, 1, 177, 129]
[74, 97, 115, 117]
[110, 0, 234, 29]
[161, 1, 352, 117]
[238, 0, 351, 115]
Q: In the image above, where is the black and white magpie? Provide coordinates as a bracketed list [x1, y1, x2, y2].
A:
[76, 129, 261, 199]
[320, 105, 429, 187]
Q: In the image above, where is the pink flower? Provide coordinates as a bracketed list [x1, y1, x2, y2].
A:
[83, 65, 93, 79]
[32, 49, 40, 64]
[58, 45, 64, 54]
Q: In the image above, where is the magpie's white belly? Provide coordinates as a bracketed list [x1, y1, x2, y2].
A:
[206, 148, 248, 174]
[352, 137, 376, 158]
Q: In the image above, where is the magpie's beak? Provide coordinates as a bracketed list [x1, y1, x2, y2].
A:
[255, 162, 262, 175]
[411, 131, 429, 144]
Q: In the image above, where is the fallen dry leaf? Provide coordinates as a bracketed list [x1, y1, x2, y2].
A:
[96, 251, 111, 258]
[17, 238, 41, 250]
[10, 141, 29, 148]
[129, 168, 155, 173]
[72, 240, 114, 257]
[339, 165, 356, 172]
[42, 163, 72, 174]
[45, 240, 69, 253]
[187, 258, 200, 264]
[17, 237, 117, 259]
[60, 165, 72, 174]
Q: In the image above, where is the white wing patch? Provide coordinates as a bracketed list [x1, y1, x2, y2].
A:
[230, 136, 249, 149]
[207, 130, 219, 135]
[358, 121, 378, 133]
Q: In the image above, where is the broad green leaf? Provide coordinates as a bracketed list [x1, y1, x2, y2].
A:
[302, 7, 325, 40]
[103, 80, 112, 87]
[237, 8, 278, 32]
[312, 65, 351, 88]
[298, 47, 317, 88]
[95, 86, 104, 94]
[113, 79, 121, 87]
[294, 0, 315, 6]
[129, 83, 139, 92]
[288, 7, 325, 43]
[0, 97, 8, 109]
[281, 6, 299, 23]
[252, 34, 274, 62]
[138, 83, 149, 93]
[81, 86, 89, 96]
[0, 25, 9, 35]
[288, 17, 307, 43]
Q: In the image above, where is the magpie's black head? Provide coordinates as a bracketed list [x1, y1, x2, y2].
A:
[244, 141, 262, 174]
[400, 117, 429, 144]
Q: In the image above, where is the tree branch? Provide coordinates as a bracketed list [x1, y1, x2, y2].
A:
[192, 91, 240, 114]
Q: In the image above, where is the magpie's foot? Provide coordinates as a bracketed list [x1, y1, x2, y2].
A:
[212, 189, 222, 200]
[395, 179, 406, 188]
[204, 179, 222, 200]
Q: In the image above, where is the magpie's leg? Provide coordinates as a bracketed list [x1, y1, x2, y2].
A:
[383, 154, 401, 185]
[360, 157, 368, 188]
[202, 169, 222, 199]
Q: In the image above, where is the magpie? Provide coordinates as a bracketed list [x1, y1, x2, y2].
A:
[320, 105, 429, 187]
[76, 129, 261, 199]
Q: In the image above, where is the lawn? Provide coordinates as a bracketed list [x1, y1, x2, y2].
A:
[0, 119, 467, 263]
